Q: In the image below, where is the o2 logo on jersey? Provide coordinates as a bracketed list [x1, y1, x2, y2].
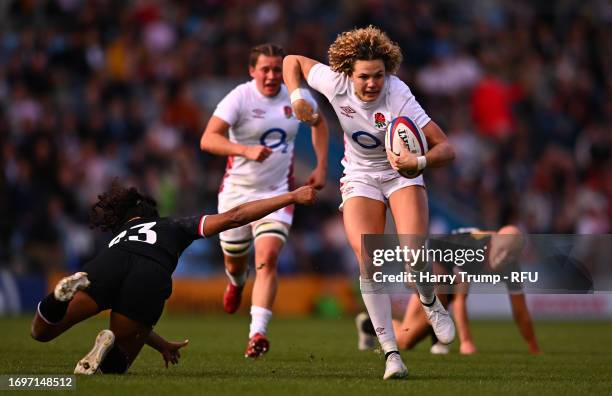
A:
[108, 222, 157, 248]
[352, 130, 382, 149]
[260, 128, 288, 153]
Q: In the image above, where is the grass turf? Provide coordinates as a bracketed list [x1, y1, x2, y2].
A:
[1, 314, 611, 395]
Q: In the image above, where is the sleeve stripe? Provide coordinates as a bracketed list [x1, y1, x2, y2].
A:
[198, 215, 208, 238]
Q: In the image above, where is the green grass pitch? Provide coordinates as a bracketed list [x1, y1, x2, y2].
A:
[1, 314, 611, 395]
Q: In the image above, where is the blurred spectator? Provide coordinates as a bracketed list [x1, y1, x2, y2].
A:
[0, 0, 609, 277]
[471, 47, 525, 141]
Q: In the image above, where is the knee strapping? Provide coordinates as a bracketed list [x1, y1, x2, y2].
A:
[220, 238, 252, 257]
[253, 222, 288, 243]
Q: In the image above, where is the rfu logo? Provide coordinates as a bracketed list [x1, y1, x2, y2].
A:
[376, 327, 386, 336]
[374, 112, 386, 128]
[340, 105, 356, 118]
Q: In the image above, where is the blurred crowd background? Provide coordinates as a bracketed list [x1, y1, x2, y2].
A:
[0, 0, 610, 279]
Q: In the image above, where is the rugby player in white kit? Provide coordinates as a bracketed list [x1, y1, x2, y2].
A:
[283, 26, 455, 379]
[200, 43, 328, 358]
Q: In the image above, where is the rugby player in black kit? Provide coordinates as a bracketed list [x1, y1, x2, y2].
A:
[30, 181, 316, 374]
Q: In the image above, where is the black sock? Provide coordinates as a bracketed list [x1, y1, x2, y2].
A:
[361, 317, 377, 336]
[421, 295, 437, 307]
[429, 326, 439, 345]
[385, 351, 400, 360]
[99, 346, 129, 374]
[38, 293, 69, 324]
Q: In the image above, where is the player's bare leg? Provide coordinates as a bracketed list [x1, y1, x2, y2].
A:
[252, 235, 282, 311]
[389, 186, 455, 345]
[108, 312, 151, 367]
[344, 197, 406, 379]
[31, 273, 99, 342]
[451, 289, 477, 354]
[392, 294, 431, 350]
[75, 311, 152, 375]
[222, 254, 249, 313]
[246, 232, 284, 358]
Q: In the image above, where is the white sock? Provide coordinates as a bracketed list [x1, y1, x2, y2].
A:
[225, 268, 247, 287]
[249, 305, 272, 338]
[411, 261, 435, 304]
[360, 278, 398, 354]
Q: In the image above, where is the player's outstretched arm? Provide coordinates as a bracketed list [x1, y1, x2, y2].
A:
[146, 331, 189, 368]
[203, 186, 316, 237]
[453, 292, 478, 354]
[283, 55, 320, 124]
[200, 116, 272, 162]
[307, 114, 329, 190]
[509, 293, 541, 355]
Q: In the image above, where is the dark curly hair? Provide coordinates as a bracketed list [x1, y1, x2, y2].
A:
[89, 180, 159, 232]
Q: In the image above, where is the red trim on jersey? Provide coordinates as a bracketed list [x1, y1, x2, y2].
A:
[284, 153, 296, 215]
[198, 215, 208, 237]
[284, 203, 295, 215]
[287, 152, 295, 191]
[219, 155, 234, 193]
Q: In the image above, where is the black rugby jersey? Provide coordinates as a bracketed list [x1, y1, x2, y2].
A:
[105, 215, 207, 272]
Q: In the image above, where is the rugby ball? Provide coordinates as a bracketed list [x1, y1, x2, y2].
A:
[385, 116, 428, 178]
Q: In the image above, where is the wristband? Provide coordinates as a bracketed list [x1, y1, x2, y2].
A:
[416, 155, 427, 171]
[290, 88, 305, 103]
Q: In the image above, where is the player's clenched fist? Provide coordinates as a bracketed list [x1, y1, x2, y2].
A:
[291, 186, 316, 205]
[292, 99, 319, 125]
[243, 145, 273, 162]
[386, 144, 418, 173]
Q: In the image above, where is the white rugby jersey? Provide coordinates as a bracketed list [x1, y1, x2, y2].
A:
[213, 80, 317, 189]
[307, 63, 430, 173]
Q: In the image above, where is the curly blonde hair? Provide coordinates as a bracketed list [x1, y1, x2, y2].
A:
[328, 26, 403, 75]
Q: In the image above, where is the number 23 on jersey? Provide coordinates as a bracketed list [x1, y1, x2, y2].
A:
[108, 222, 158, 247]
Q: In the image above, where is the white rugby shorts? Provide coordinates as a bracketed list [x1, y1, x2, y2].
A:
[339, 169, 425, 210]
